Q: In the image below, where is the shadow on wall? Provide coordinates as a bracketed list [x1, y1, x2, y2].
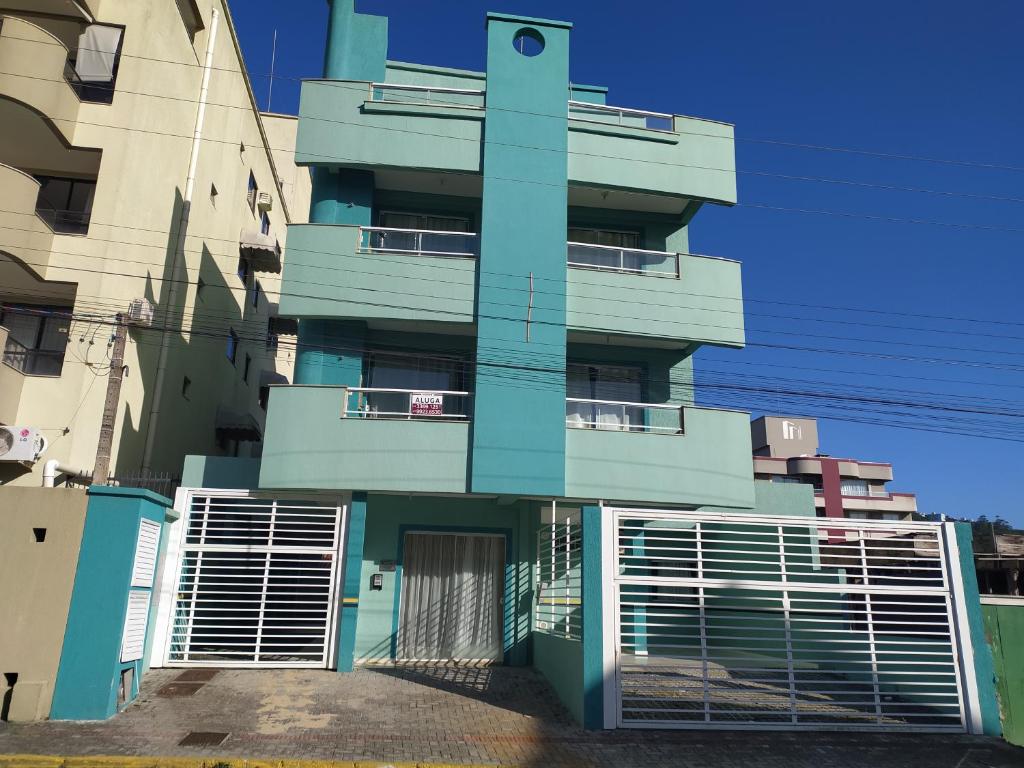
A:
[116, 192, 247, 478]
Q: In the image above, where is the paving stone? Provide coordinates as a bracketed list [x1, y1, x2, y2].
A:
[0, 668, 1020, 767]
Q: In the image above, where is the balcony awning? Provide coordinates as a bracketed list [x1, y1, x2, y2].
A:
[215, 406, 262, 442]
[268, 315, 298, 336]
[239, 228, 281, 274]
[259, 370, 289, 387]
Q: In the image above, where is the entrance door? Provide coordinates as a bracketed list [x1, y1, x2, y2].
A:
[398, 533, 505, 662]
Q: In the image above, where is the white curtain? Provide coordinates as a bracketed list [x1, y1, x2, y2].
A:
[76, 25, 123, 83]
[399, 534, 504, 661]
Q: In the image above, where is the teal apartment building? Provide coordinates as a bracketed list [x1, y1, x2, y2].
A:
[138, 1, 997, 734]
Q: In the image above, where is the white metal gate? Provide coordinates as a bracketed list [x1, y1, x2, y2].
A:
[609, 509, 976, 731]
[163, 491, 345, 668]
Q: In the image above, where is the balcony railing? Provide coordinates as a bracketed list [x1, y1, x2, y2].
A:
[2, 336, 64, 376]
[64, 58, 116, 104]
[358, 226, 479, 258]
[568, 100, 674, 132]
[565, 398, 683, 434]
[368, 82, 485, 109]
[567, 241, 679, 277]
[34, 202, 90, 235]
[343, 387, 471, 420]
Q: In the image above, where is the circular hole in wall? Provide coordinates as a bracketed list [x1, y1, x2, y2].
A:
[512, 28, 545, 57]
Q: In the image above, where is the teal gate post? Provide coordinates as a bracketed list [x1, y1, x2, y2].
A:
[50, 486, 176, 720]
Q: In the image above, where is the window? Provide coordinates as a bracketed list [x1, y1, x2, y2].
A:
[771, 475, 803, 484]
[66, 24, 124, 104]
[258, 385, 270, 410]
[260, 210, 271, 236]
[196, 276, 206, 300]
[247, 171, 258, 214]
[362, 350, 468, 418]
[226, 328, 238, 365]
[243, 353, 252, 383]
[568, 227, 640, 249]
[34, 176, 96, 234]
[0, 305, 71, 376]
[181, 376, 192, 399]
[378, 211, 470, 232]
[566, 363, 643, 430]
[840, 478, 870, 497]
[250, 279, 261, 309]
[237, 256, 250, 286]
[210, 183, 218, 207]
[266, 318, 279, 351]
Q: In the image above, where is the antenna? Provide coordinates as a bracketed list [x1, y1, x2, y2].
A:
[267, 28, 277, 112]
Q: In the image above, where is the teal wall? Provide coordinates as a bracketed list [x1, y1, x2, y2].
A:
[180, 455, 261, 489]
[565, 406, 755, 507]
[580, 504, 604, 729]
[954, 522, 1001, 736]
[471, 15, 572, 497]
[50, 487, 173, 721]
[259, 386, 470, 492]
[983, 601, 1024, 745]
[294, 319, 365, 386]
[533, 632, 584, 723]
[353, 495, 535, 666]
[336, 491, 367, 672]
[281, 224, 476, 325]
[323, 0, 387, 81]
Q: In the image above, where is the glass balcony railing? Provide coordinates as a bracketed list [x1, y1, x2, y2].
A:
[368, 82, 485, 109]
[567, 241, 679, 277]
[565, 398, 683, 434]
[358, 226, 479, 258]
[34, 203, 91, 235]
[2, 336, 65, 376]
[568, 100, 675, 132]
[344, 387, 472, 421]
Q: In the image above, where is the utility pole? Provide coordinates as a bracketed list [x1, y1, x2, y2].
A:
[93, 313, 127, 485]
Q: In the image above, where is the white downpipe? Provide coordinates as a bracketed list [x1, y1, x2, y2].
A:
[42, 459, 92, 488]
[141, 8, 220, 471]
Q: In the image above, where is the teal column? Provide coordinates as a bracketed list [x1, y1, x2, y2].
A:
[322, 0, 387, 81]
[50, 487, 174, 720]
[336, 491, 367, 672]
[471, 15, 572, 497]
[581, 504, 605, 729]
[294, 318, 365, 386]
[954, 522, 1002, 736]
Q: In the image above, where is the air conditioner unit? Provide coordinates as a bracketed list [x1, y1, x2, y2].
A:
[127, 298, 155, 327]
[0, 426, 48, 463]
[256, 192, 273, 212]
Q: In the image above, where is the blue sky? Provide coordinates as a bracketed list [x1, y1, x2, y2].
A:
[229, 1, 1024, 525]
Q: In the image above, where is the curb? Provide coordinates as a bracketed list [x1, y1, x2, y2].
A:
[0, 759, 511, 768]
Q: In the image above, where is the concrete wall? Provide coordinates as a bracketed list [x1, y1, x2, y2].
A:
[0, 326, 26, 425]
[0, 0, 300, 487]
[0, 487, 87, 721]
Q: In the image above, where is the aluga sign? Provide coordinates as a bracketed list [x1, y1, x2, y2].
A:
[411, 392, 443, 416]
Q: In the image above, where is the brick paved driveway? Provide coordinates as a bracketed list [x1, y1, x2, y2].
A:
[0, 667, 1020, 767]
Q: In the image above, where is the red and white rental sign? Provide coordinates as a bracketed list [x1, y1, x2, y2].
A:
[410, 392, 443, 416]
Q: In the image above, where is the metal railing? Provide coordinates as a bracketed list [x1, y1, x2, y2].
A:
[567, 241, 680, 277]
[358, 226, 478, 258]
[568, 100, 675, 132]
[565, 398, 683, 434]
[343, 387, 471, 420]
[34, 202, 91, 235]
[2, 336, 64, 376]
[536, 521, 582, 641]
[368, 82, 485, 109]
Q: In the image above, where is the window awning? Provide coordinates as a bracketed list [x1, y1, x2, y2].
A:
[259, 370, 289, 388]
[239, 228, 281, 273]
[268, 315, 298, 336]
[215, 406, 262, 442]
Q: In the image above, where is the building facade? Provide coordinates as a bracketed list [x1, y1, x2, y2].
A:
[752, 415, 919, 520]
[0, 0, 307, 488]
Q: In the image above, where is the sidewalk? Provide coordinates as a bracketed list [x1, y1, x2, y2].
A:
[0, 668, 1020, 767]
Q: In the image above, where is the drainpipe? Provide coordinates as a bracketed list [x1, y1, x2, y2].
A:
[141, 8, 220, 471]
[42, 459, 92, 488]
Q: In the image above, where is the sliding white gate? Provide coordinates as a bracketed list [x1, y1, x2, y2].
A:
[609, 509, 977, 731]
[160, 491, 345, 668]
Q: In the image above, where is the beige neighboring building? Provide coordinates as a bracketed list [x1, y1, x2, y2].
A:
[751, 416, 918, 521]
[0, 0, 310, 487]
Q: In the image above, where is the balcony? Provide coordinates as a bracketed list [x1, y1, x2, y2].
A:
[567, 250, 744, 347]
[0, 164, 55, 281]
[259, 384, 471, 493]
[564, 403, 755, 507]
[0, 326, 25, 425]
[279, 224, 477, 326]
[0, 16, 81, 145]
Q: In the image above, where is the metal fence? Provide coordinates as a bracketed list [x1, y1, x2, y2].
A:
[535, 521, 583, 640]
